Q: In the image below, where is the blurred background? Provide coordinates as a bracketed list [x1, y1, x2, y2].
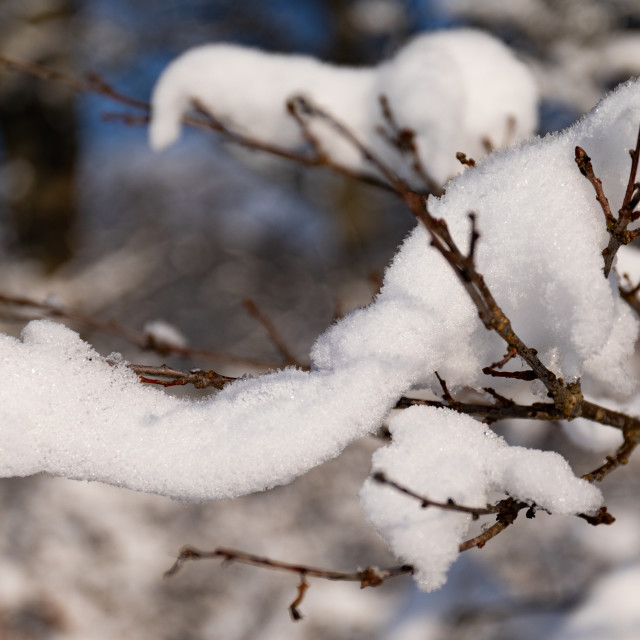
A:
[2, 1, 640, 638]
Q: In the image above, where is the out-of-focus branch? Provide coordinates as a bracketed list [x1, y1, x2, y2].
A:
[618, 272, 640, 318]
[165, 546, 413, 620]
[0, 54, 403, 194]
[192, 96, 398, 192]
[376, 94, 441, 193]
[582, 433, 640, 483]
[0, 292, 281, 370]
[0, 54, 148, 110]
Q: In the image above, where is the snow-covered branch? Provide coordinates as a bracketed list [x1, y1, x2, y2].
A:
[2, 29, 640, 615]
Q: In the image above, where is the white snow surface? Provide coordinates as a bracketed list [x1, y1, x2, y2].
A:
[0, 320, 399, 501]
[360, 406, 603, 591]
[149, 29, 538, 185]
[2, 67, 640, 590]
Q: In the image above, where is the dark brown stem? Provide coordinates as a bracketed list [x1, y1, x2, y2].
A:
[459, 519, 512, 552]
[574, 146, 615, 228]
[129, 364, 235, 390]
[372, 471, 499, 520]
[376, 94, 441, 192]
[434, 371, 460, 410]
[192, 97, 398, 193]
[576, 125, 640, 277]
[165, 546, 413, 586]
[582, 433, 640, 482]
[289, 575, 309, 621]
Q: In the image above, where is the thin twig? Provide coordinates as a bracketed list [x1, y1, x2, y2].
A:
[397, 394, 640, 436]
[372, 471, 498, 520]
[128, 364, 235, 390]
[192, 97, 398, 192]
[575, 125, 640, 277]
[376, 94, 441, 193]
[434, 371, 460, 409]
[582, 433, 640, 482]
[165, 546, 413, 585]
[574, 146, 615, 228]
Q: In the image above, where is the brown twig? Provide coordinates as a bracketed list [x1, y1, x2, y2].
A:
[376, 94, 442, 193]
[128, 364, 235, 390]
[456, 152, 476, 168]
[372, 471, 498, 520]
[164, 545, 412, 584]
[582, 432, 640, 483]
[286, 98, 328, 161]
[0, 54, 149, 110]
[397, 393, 640, 436]
[433, 371, 460, 410]
[575, 146, 615, 225]
[0, 54, 402, 195]
[578, 506, 615, 526]
[289, 575, 309, 621]
[192, 96, 398, 192]
[575, 125, 640, 277]
[280, 97, 580, 419]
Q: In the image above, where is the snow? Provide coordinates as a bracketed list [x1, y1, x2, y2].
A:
[0, 320, 399, 501]
[360, 406, 602, 591]
[3, 52, 640, 593]
[143, 319, 188, 349]
[149, 29, 538, 186]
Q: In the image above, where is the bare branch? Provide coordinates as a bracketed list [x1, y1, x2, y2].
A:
[0, 54, 149, 110]
[165, 546, 412, 586]
[192, 96, 398, 192]
[372, 471, 499, 520]
[574, 146, 615, 228]
[576, 124, 640, 277]
[128, 364, 235, 390]
[582, 432, 640, 483]
[376, 94, 442, 193]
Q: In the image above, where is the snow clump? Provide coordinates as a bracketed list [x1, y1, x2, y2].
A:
[3, 60, 640, 592]
[149, 29, 538, 186]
